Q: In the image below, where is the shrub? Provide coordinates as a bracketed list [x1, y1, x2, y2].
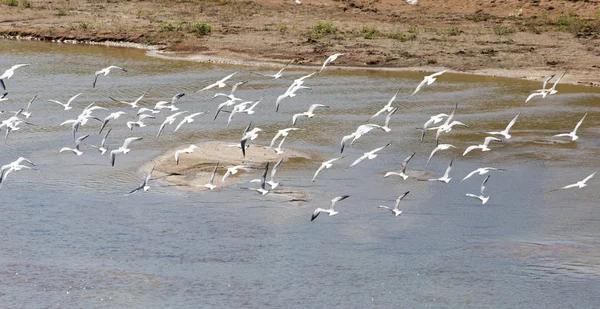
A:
[446, 25, 461, 36]
[4, 0, 18, 6]
[78, 21, 93, 30]
[361, 26, 378, 39]
[493, 25, 515, 35]
[157, 21, 174, 32]
[277, 24, 288, 33]
[191, 22, 212, 36]
[389, 31, 416, 42]
[312, 21, 338, 38]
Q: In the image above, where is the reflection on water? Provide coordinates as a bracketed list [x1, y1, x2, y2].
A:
[1, 40, 599, 308]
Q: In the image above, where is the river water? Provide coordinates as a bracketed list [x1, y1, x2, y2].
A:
[1, 40, 599, 308]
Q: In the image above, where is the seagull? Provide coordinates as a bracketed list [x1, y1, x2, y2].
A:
[90, 128, 111, 155]
[247, 162, 270, 195]
[369, 91, 399, 120]
[380, 107, 397, 132]
[349, 142, 392, 168]
[349, 124, 386, 145]
[0, 157, 36, 188]
[226, 96, 262, 126]
[340, 132, 356, 153]
[93, 65, 127, 88]
[175, 144, 198, 165]
[99, 111, 127, 134]
[127, 165, 155, 195]
[153, 93, 185, 112]
[203, 161, 219, 190]
[465, 175, 490, 204]
[47, 92, 83, 110]
[251, 60, 293, 79]
[378, 191, 409, 217]
[0, 64, 29, 90]
[312, 156, 346, 182]
[311, 195, 350, 221]
[251, 158, 283, 189]
[292, 104, 329, 125]
[212, 81, 247, 102]
[319, 53, 344, 73]
[411, 69, 448, 96]
[157, 111, 188, 138]
[269, 127, 302, 149]
[525, 72, 564, 103]
[222, 165, 250, 183]
[20, 95, 37, 118]
[59, 134, 89, 156]
[214, 97, 244, 121]
[198, 71, 237, 92]
[418, 113, 449, 141]
[275, 71, 316, 112]
[384, 152, 415, 180]
[109, 87, 151, 108]
[559, 171, 596, 190]
[463, 137, 502, 156]
[486, 112, 521, 139]
[427, 142, 456, 165]
[127, 114, 155, 130]
[428, 158, 453, 183]
[460, 167, 507, 183]
[110, 137, 143, 167]
[173, 112, 205, 133]
[553, 113, 587, 141]
[137, 107, 160, 116]
[240, 122, 263, 158]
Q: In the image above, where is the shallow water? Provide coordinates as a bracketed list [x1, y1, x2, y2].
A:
[1, 40, 599, 308]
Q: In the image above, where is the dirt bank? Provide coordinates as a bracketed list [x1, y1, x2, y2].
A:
[1, 0, 599, 86]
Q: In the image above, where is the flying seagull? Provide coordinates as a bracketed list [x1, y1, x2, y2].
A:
[175, 144, 198, 165]
[251, 60, 293, 79]
[378, 191, 409, 217]
[93, 65, 127, 88]
[110, 137, 143, 167]
[240, 122, 263, 158]
[553, 113, 587, 141]
[203, 161, 220, 190]
[319, 53, 344, 73]
[198, 71, 237, 92]
[486, 112, 521, 139]
[418, 113, 449, 141]
[157, 111, 188, 138]
[0, 64, 29, 90]
[59, 134, 89, 156]
[369, 91, 399, 120]
[127, 114, 155, 130]
[465, 175, 490, 204]
[460, 167, 506, 183]
[312, 156, 346, 182]
[384, 152, 415, 180]
[349, 142, 392, 168]
[127, 165, 155, 195]
[47, 92, 83, 110]
[428, 158, 453, 183]
[311, 195, 350, 221]
[292, 104, 329, 125]
[246, 162, 271, 195]
[463, 137, 502, 156]
[173, 112, 205, 133]
[90, 128, 112, 155]
[99, 111, 127, 134]
[109, 87, 151, 108]
[222, 165, 250, 183]
[411, 69, 448, 96]
[558, 171, 596, 190]
[427, 142, 456, 165]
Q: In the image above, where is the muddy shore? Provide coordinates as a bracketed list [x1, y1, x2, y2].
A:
[1, 0, 599, 86]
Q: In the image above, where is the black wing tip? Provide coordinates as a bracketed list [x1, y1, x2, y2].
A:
[310, 213, 319, 221]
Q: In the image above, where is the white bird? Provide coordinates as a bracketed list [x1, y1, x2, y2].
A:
[251, 60, 293, 79]
[525, 72, 564, 103]
[349, 142, 392, 168]
[203, 161, 219, 190]
[212, 80, 247, 102]
[247, 162, 271, 195]
[340, 132, 356, 153]
[214, 97, 243, 121]
[47, 92, 83, 110]
[378, 191, 409, 217]
[292, 104, 328, 125]
[295, 0, 302, 5]
[99, 111, 127, 134]
[553, 113, 587, 141]
[405, 0, 418, 4]
[0, 64, 29, 90]
[0, 157, 36, 188]
[419, 113, 449, 141]
[153, 93, 185, 112]
[275, 71, 316, 112]
[251, 158, 283, 189]
[465, 175, 490, 204]
[463, 137, 502, 156]
[559, 171, 596, 190]
[240, 123, 263, 158]
[59, 134, 89, 156]
[226, 95, 262, 126]
[109, 87, 150, 108]
[428, 158, 453, 183]
[198, 71, 237, 92]
[319, 53, 344, 73]
[312, 156, 346, 182]
[311, 195, 350, 221]
[173, 112, 205, 133]
[175, 144, 198, 165]
[93, 65, 127, 88]
[427, 143, 456, 165]
[110, 137, 143, 167]
[20, 95, 37, 118]
[384, 152, 415, 180]
[349, 123, 386, 145]
[90, 128, 112, 155]
[486, 112, 521, 139]
[157, 111, 188, 138]
[127, 114, 155, 130]
[460, 167, 507, 183]
[137, 107, 160, 116]
[380, 107, 397, 132]
[127, 165, 155, 195]
[222, 165, 250, 183]
[269, 127, 302, 149]
[369, 91, 399, 120]
[411, 69, 448, 96]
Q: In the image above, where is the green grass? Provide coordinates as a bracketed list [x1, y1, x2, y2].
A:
[191, 22, 212, 36]
[389, 31, 416, 42]
[360, 26, 378, 39]
[157, 21, 175, 32]
[78, 21, 93, 30]
[312, 21, 338, 38]
[446, 25, 461, 36]
[4, 0, 18, 6]
[493, 25, 515, 35]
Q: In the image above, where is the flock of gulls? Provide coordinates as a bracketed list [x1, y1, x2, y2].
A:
[0, 53, 597, 221]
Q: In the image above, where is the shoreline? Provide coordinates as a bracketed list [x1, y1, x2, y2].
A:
[3, 34, 596, 88]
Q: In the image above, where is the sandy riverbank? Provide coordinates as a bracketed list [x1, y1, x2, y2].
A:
[1, 0, 599, 86]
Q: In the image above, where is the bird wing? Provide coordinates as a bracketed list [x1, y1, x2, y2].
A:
[395, 191, 409, 209]
[460, 169, 479, 183]
[311, 165, 325, 182]
[480, 175, 490, 194]
[271, 158, 283, 179]
[505, 111, 521, 132]
[581, 172, 596, 183]
[572, 113, 587, 133]
[173, 118, 187, 133]
[122, 137, 142, 148]
[401, 152, 416, 173]
[260, 162, 269, 190]
[411, 78, 427, 96]
[209, 161, 219, 184]
[157, 119, 169, 138]
[75, 134, 90, 147]
[442, 158, 453, 179]
[463, 145, 479, 156]
[331, 195, 350, 210]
